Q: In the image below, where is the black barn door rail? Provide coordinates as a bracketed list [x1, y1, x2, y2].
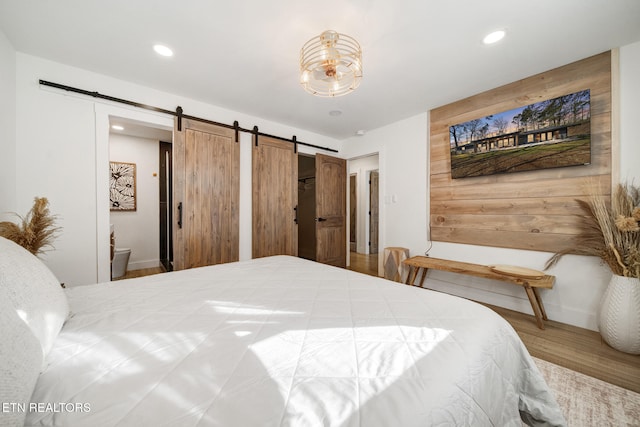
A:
[39, 79, 338, 153]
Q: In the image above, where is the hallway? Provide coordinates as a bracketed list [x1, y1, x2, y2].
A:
[347, 252, 379, 277]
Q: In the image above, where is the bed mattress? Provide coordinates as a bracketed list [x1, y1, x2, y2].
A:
[26, 255, 565, 426]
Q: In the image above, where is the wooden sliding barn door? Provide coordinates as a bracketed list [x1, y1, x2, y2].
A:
[316, 153, 347, 267]
[252, 136, 298, 258]
[173, 118, 239, 270]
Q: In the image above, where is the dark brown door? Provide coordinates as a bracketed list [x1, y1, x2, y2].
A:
[252, 136, 298, 258]
[173, 118, 239, 270]
[315, 153, 347, 267]
[350, 174, 357, 252]
[369, 170, 379, 254]
[159, 141, 173, 271]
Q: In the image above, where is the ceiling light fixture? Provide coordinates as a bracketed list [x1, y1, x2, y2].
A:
[111, 125, 124, 131]
[153, 44, 174, 57]
[300, 30, 362, 97]
[483, 30, 505, 45]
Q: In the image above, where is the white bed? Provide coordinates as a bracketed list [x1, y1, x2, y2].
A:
[0, 237, 566, 426]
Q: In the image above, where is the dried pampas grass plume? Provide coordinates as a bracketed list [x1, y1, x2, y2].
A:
[0, 197, 61, 256]
[545, 180, 640, 278]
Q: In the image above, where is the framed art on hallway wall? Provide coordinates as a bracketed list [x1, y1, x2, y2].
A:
[110, 161, 136, 211]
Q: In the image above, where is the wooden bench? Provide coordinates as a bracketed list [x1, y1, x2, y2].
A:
[402, 256, 555, 329]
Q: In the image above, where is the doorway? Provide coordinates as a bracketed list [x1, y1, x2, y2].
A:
[96, 105, 174, 283]
[298, 154, 316, 260]
[369, 170, 379, 255]
[347, 154, 380, 275]
[349, 174, 357, 252]
[159, 141, 173, 272]
[296, 153, 347, 267]
[108, 117, 173, 280]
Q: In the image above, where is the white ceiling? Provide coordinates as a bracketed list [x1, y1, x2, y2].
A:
[2, 0, 640, 141]
[109, 117, 174, 142]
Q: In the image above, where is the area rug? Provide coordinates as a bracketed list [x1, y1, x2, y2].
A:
[529, 357, 640, 426]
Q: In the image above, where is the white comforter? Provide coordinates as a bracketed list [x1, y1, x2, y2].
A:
[27, 256, 565, 426]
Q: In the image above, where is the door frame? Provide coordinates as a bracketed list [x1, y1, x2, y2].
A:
[346, 152, 383, 276]
[95, 104, 174, 283]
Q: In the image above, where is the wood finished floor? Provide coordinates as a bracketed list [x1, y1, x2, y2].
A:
[116, 254, 640, 393]
[486, 303, 640, 394]
[113, 266, 166, 280]
[348, 251, 379, 276]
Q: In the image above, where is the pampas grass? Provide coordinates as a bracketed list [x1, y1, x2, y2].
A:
[0, 197, 61, 256]
[546, 181, 640, 278]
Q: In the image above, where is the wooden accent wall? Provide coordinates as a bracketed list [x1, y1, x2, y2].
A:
[429, 52, 612, 253]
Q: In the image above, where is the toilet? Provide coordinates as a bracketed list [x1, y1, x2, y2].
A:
[112, 248, 131, 279]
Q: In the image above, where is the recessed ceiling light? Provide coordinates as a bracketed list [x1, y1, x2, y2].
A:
[329, 110, 342, 117]
[153, 44, 174, 57]
[483, 30, 505, 45]
[111, 125, 124, 131]
[356, 130, 365, 136]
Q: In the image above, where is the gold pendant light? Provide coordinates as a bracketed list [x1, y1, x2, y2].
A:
[300, 30, 362, 97]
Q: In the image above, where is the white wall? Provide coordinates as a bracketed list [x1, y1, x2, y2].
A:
[341, 44, 640, 331]
[16, 55, 99, 285]
[619, 41, 640, 184]
[348, 155, 379, 254]
[0, 29, 16, 220]
[342, 113, 429, 259]
[109, 134, 160, 271]
[14, 53, 341, 286]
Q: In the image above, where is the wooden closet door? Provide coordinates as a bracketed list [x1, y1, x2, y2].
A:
[173, 118, 239, 270]
[316, 153, 347, 267]
[369, 170, 379, 254]
[252, 136, 298, 258]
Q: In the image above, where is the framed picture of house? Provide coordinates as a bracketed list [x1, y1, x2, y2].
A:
[449, 89, 591, 179]
[110, 161, 137, 211]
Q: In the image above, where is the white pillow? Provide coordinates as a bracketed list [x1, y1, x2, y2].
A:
[0, 285, 43, 427]
[0, 237, 69, 362]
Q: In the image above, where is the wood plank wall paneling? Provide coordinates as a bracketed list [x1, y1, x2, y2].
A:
[429, 52, 612, 253]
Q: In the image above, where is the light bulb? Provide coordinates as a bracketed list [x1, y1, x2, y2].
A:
[483, 30, 505, 44]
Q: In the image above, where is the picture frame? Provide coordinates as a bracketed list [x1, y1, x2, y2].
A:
[449, 89, 591, 179]
[110, 161, 137, 211]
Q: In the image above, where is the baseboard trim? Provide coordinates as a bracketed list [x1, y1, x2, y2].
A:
[423, 276, 598, 331]
[128, 259, 161, 271]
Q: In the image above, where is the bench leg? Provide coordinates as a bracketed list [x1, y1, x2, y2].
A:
[418, 268, 428, 287]
[524, 284, 545, 330]
[532, 287, 548, 320]
[406, 266, 418, 285]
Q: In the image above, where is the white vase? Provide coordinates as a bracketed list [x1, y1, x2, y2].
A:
[598, 274, 640, 354]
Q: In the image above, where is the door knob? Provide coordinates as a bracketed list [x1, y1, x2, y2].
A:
[316, 217, 327, 222]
